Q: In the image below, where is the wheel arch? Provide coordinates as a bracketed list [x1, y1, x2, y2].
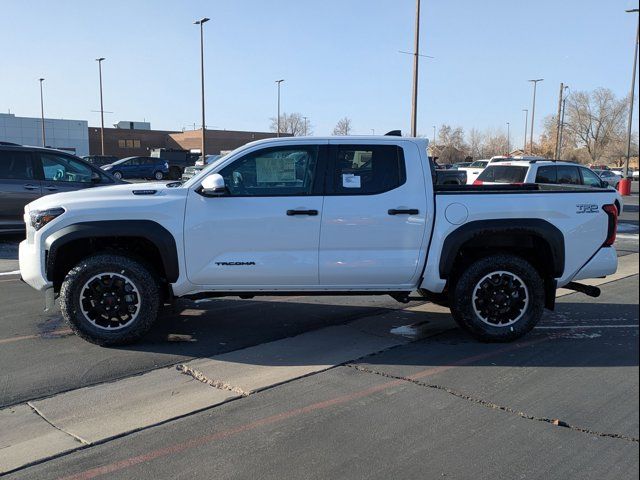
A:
[45, 220, 179, 290]
[439, 219, 565, 310]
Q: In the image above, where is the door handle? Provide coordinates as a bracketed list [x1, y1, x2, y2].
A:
[23, 184, 38, 191]
[44, 186, 58, 192]
[388, 208, 419, 215]
[286, 209, 318, 216]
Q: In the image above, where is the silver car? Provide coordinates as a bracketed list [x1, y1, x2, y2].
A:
[594, 169, 622, 188]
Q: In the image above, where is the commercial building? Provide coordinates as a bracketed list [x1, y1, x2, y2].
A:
[0, 112, 89, 156]
[88, 124, 285, 158]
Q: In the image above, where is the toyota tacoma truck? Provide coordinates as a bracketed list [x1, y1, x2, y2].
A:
[19, 136, 619, 345]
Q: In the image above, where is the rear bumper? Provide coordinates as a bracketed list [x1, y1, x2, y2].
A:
[570, 247, 618, 282]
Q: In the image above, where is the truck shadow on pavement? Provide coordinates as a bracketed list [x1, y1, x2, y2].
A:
[115, 298, 639, 369]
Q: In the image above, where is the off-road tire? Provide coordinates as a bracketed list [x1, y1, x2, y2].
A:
[448, 254, 545, 342]
[60, 253, 160, 346]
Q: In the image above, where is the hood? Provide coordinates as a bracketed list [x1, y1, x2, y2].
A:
[26, 182, 187, 213]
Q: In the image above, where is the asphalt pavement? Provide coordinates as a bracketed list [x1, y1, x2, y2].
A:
[6, 271, 637, 480]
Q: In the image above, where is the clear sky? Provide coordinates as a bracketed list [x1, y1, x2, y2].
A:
[1, 0, 638, 147]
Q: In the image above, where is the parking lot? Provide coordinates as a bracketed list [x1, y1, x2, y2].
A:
[0, 183, 637, 479]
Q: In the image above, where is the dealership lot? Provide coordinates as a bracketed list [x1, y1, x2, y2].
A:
[0, 186, 638, 479]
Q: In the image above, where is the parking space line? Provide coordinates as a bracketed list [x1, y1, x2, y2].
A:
[536, 325, 638, 329]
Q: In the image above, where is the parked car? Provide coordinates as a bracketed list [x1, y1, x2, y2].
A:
[1, 144, 120, 234]
[150, 148, 200, 179]
[101, 156, 169, 180]
[593, 169, 622, 188]
[458, 160, 489, 184]
[181, 154, 223, 182]
[474, 160, 623, 214]
[20, 136, 620, 345]
[452, 162, 472, 169]
[82, 155, 118, 167]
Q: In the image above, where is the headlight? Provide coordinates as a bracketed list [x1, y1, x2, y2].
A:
[30, 208, 65, 231]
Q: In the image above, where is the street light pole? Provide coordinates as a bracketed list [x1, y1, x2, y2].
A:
[506, 122, 510, 155]
[528, 79, 543, 154]
[624, 8, 639, 179]
[38, 78, 46, 147]
[275, 79, 284, 137]
[410, 0, 421, 137]
[194, 18, 210, 160]
[303, 116, 308, 136]
[522, 109, 528, 152]
[96, 58, 106, 155]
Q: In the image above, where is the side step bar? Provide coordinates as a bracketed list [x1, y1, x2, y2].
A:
[563, 282, 601, 298]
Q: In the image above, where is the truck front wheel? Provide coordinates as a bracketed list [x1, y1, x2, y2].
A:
[60, 254, 160, 346]
[449, 254, 545, 342]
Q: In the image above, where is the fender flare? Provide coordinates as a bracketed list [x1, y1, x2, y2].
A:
[44, 220, 179, 282]
[439, 219, 565, 279]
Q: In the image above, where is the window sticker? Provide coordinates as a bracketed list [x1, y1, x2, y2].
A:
[255, 157, 297, 183]
[342, 173, 361, 188]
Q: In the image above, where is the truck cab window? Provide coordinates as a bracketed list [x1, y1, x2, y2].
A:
[333, 145, 405, 195]
[219, 146, 318, 196]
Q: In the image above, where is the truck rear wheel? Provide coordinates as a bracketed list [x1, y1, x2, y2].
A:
[449, 254, 545, 342]
[60, 253, 160, 346]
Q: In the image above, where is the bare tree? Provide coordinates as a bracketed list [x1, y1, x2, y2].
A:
[467, 128, 484, 160]
[332, 117, 353, 135]
[482, 129, 509, 158]
[564, 88, 628, 163]
[436, 124, 467, 163]
[269, 112, 308, 136]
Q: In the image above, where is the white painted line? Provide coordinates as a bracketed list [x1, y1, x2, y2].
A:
[537, 325, 639, 329]
[0, 270, 20, 276]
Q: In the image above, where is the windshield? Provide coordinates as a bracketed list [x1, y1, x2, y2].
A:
[477, 165, 528, 183]
[469, 161, 488, 168]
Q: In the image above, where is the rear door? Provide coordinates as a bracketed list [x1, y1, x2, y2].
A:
[319, 141, 429, 287]
[0, 149, 41, 229]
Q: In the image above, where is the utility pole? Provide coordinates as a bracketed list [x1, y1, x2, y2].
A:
[528, 79, 543, 154]
[624, 8, 639, 180]
[194, 18, 210, 160]
[303, 116, 308, 136]
[522, 109, 528, 152]
[555, 82, 564, 159]
[410, 0, 421, 137]
[38, 78, 45, 147]
[432, 125, 436, 143]
[96, 58, 106, 155]
[506, 122, 510, 155]
[558, 89, 569, 160]
[275, 79, 284, 137]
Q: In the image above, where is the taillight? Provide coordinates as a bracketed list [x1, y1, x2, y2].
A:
[473, 179, 483, 185]
[602, 204, 618, 246]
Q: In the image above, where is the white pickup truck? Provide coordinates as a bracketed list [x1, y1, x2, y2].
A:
[19, 136, 620, 345]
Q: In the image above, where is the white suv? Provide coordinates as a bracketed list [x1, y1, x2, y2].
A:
[475, 160, 623, 214]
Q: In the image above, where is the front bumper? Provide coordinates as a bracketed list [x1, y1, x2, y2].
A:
[19, 239, 52, 291]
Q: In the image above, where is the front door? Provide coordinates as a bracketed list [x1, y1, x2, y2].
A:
[38, 152, 96, 194]
[319, 141, 428, 287]
[184, 143, 326, 287]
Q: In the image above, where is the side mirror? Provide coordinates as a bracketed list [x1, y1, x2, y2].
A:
[200, 173, 227, 196]
[91, 171, 102, 184]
